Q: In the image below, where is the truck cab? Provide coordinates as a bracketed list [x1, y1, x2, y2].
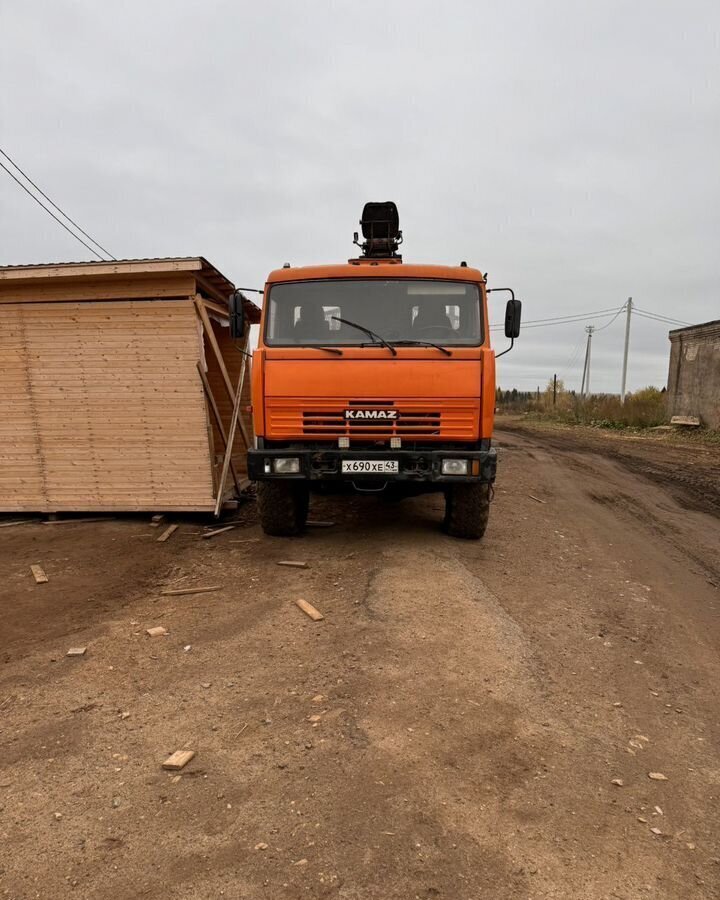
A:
[246, 203, 520, 539]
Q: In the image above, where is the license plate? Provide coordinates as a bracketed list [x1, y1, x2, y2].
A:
[341, 459, 399, 475]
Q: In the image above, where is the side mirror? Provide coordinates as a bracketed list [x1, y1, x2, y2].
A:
[229, 290, 246, 339]
[504, 298, 522, 339]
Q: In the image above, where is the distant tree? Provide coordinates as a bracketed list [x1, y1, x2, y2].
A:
[545, 376, 565, 395]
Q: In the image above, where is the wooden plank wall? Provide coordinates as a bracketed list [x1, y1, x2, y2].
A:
[0, 299, 216, 512]
[0, 305, 46, 506]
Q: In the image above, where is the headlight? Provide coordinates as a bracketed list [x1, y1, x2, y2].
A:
[273, 457, 301, 474]
[441, 458, 468, 476]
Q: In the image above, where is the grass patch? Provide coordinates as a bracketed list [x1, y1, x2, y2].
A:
[497, 382, 719, 442]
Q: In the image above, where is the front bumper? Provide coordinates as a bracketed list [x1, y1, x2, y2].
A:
[247, 447, 497, 483]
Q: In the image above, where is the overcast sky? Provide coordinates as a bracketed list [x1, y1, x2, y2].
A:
[1, 0, 718, 392]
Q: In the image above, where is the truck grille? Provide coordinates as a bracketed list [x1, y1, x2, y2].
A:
[303, 410, 441, 435]
[266, 400, 478, 441]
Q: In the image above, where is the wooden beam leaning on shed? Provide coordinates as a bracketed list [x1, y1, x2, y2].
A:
[193, 296, 251, 449]
[196, 362, 242, 497]
[214, 349, 248, 518]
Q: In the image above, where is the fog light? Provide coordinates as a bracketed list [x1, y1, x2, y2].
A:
[338, 436, 350, 449]
[273, 457, 301, 474]
[390, 437, 401, 449]
[441, 458, 468, 476]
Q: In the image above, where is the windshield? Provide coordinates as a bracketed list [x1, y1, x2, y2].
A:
[265, 279, 483, 346]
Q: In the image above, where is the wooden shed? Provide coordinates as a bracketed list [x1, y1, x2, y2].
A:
[0, 258, 260, 513]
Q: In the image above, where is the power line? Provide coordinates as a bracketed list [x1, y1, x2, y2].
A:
[594, 301, 628, 331]
[490, 307, 623, 330]
[0, 160, 104, 260]
[498, 298, 696, 395]
[633, 305, 689, 323]
[513, 305, 621, 326]
[0, 148, 115, 260]
[559, 335, 586, 376]
[492, 305, 620, 327]
[507, 312, 621, 330]
[633, 311, 686, 326]
[491, 304, 692, 333]
[633, 308, 690, 327]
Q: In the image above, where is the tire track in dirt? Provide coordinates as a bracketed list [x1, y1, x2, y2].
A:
[499, 421, 720, 518]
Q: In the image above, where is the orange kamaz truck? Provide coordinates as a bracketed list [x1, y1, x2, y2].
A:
[237, 203, 521, 539]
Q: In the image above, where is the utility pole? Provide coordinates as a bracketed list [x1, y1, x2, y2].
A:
[553, 373, 557, 406]
[620, 296, 633, 403]
[580, 325, 595, 399]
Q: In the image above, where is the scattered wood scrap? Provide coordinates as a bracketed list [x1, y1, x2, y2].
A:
[295, 599, 324, 621]
[202, 525, 235, 539]
[278, 560, 309, 569]
[307, 521, 335, 528]
[529, 495, 546, 504]
[156, 524, 179, 543]
[0, 519, 39, 528]
[30, 565, 48, 584]
[66, 647, 87, 657]
[159, 585, 220, 597]
[670, 415, 700, 427]
[162, 750, 196, 771]
[150, 514, 166, 528]
[146, 626, 169, 637]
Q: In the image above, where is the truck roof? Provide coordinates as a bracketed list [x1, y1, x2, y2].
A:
[266, 262, 485, 285]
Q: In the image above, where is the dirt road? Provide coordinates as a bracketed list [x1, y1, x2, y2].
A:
[1, 426, 719, 899]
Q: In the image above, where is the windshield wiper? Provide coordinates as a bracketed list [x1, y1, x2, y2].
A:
[299, 344, 343, 355]
[330, 316, 397, 356]
[390, 339, 453, 357]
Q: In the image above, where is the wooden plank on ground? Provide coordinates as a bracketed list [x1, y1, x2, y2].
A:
[146, 626, 168, 637]
[670, 415, 700, 426]
[202, 525, 235, 539]
[277, 560, 309, 569]
[30, 565, 48, 583]
[295, 599, 324, 621]
[156, 524, 179, 543]
[66, 647, 87, 657]
[159, 585, 220, 596]
[162, 750, 196, 771]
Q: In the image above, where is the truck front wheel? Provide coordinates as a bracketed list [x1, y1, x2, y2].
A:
[257, 482, 309, 536]
[443, 482, 491, 540]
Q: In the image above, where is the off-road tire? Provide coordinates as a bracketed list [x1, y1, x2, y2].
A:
[443, 482, 491, 540]
[257, 482, 309, 536]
